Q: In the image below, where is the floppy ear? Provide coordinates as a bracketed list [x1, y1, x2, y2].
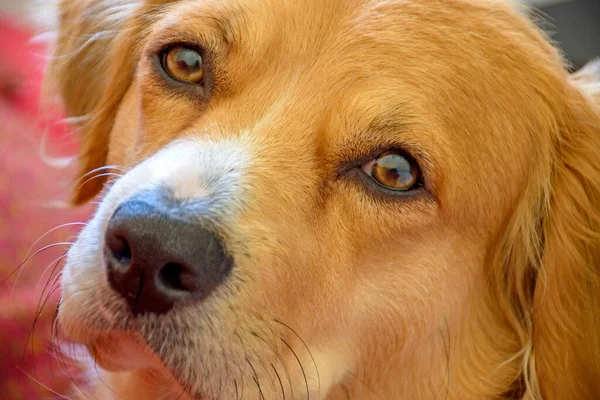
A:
[46, 0, 168, 204]
[531, 60, 600, 399]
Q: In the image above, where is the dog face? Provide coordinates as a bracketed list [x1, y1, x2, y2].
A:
[48, 0, 600, 399]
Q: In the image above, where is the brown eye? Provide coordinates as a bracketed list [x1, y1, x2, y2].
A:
[162, 46, 204, 83]
[362, 151, 421, 191]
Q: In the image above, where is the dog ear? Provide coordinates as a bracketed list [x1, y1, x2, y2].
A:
[46, 0, 165, 204]
[488, 59, 600, 399]
[531, 60, 600, 399]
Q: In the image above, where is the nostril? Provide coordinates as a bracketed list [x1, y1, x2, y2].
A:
[159, 263, 186, 292]
[159, 263, 204, 293]
[107, 235, 132, 266]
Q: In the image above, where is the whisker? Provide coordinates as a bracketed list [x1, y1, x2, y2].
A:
[49, 314, 83, 391]
[3, 242, 74, 291]
[76, 165, 127, 182]
[24, 284, 61, 383]
[251, 331, 293, 397]
[19, 368, 71, 400]
[35, 256, 67, 320]
[93, 358, 126, 400]
[72, 165, 126, 193]
[234, 330, 249, 400]
[246, 357, 265, 400]
[272, 364, 286, 400]
[40, 301, 72, 389]
[76, 172, 123, 192]
[36, 252, 69, 288]
[280, 338, 309, 400]
[254, 351, 278, 394]
[50, 306, 61, 353]
[22, 250, 67, 369]
[42, 280, 64, 352]
[50, 327, 88, 397]
[274, 319, 320, 395]
[24, 222, 86, 260]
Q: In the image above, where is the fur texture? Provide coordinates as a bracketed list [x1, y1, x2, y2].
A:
[45, 0, 600, 399]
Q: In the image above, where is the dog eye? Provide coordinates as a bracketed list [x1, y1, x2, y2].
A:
[161, 45, 204, 83]
[361, 151, 421, 191]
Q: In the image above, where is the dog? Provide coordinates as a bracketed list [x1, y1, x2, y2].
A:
[45, 0, 600, 398]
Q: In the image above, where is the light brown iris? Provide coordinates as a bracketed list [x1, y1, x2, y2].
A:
[163, 46, 204, 83]
[362, 151, 421, 191]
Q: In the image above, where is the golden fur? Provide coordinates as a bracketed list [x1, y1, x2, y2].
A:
[45, 0, 600, 398]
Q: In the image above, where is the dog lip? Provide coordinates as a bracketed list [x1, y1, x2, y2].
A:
[87, 333, 199, 399]
[86, 331, 162, 372]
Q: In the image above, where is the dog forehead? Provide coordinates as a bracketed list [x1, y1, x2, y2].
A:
[148, 0, 534, 92]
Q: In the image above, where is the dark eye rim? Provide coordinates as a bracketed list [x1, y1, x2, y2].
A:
[344, 167, 427, 202]
[339, 146, 429, 200]
[160, 44, 205, 84]
[149, 41, 214, 103]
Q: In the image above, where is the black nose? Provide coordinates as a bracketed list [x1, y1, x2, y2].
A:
[104, 191, 233, 315]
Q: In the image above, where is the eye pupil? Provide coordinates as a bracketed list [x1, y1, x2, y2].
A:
[365, 152, 421, 191]
[163, 46, 204, 83]
[175, 49, 201, 70]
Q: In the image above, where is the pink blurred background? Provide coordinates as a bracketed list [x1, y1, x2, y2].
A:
[0, 12, 92, 399]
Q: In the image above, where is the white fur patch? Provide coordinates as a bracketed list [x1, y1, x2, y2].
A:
[60, 137, 250, 339]
[98, 138, 250, 218]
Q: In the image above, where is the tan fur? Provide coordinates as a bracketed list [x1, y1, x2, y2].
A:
[46, 0, 600, 399]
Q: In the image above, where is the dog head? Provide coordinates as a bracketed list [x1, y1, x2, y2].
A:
[47, 0, 600, 398]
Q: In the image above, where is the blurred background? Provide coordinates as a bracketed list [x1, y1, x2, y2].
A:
[528, 0, 600, 69]
[0, 0, 598, 398]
